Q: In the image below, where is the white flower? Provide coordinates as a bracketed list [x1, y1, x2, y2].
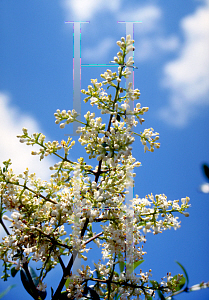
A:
[37, 281, 47, 292]
[190, 281, 209, 291]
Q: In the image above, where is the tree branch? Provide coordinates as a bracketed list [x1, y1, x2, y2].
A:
[52, 218, 89, 300]
[84, 232, 103, 246]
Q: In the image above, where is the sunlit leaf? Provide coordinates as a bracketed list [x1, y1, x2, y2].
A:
[175, 261, 189, 286]
[118, 252, 124, 273]
[127, 259, 144, 274]
[28, 266, 39, 287]
[65, 276, 72, 289]
[172, 275, 186, 291]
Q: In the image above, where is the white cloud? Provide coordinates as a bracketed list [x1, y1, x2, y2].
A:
[82, 37, 115, 61]
[159, 1, 209, 126]
[118, 5, 162, 33]
[136, 35, 179, 62]
[117, 5, 179, 62]
[62, 0, 120, 20]
[155, 36, 179, 52]
[0, 93, 56, 237]
[0, 93, 55, 178]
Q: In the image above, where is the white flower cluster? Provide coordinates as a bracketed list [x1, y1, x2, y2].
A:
[66, 265, 94, 299]
[139, 128, 160, 152]
[54, 109, 79, 129]
[132, 194, 190, 235]
[77, 114, 137, 163]
[190, 281, 209, 291]
[17, 130, 75, 160]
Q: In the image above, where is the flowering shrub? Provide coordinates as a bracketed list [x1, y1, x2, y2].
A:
[0, 35, 208, 300]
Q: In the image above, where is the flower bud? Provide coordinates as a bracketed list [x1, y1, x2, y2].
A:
[60, 123, 65, 129]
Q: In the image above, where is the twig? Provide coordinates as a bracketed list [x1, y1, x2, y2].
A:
[0, 218, 10, 235]
[84, 232, 103, 245]
[35, 228, 72, 251]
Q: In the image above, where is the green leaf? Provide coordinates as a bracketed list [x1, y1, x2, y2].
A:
[150, 280, 159, 289]
[175, 261, 189, 286]
[35, 133, 41, 143]
[127, 259, 144, 274]
[20, 267, 47, 300]
[11, 267, 19, 278]
[118, 252, 124, 273]
[0, 285, 15, 299]
[65, 276, 72, 289]
[157, 290, 166, 300]
[102, 142, 108, 148]
[28, 266, 39, 287]
[172, 275, 186, 292]
[116, 114, 121, 122]
[114, 293, 121, 300]
[20, 268, 34, 298]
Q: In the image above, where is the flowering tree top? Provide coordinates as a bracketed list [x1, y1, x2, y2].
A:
[0, 35, 207, 300]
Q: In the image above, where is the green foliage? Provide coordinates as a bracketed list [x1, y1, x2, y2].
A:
[1, 261, 12, 281]
[20, 266, 47, 300]
[157, 290, 166, 300]
[176, 261, 189, 289]
[170, 275, 186, 292]
[11, 266, 19, 278]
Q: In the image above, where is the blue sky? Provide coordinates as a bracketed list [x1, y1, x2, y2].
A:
[0, 0, 209, 299]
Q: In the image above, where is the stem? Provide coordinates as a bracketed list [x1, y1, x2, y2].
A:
[30, 139, 75, 165]
[165, 287, 188, 299]
[107, 255, 116, 300]
[3, 177, 57, 205]
[35, 228, 72, 251]
[84, 232, 103, 246]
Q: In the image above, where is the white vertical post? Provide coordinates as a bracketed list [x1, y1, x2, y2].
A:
[118, 21, 142, 278]
[65, 21, 90, 135]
